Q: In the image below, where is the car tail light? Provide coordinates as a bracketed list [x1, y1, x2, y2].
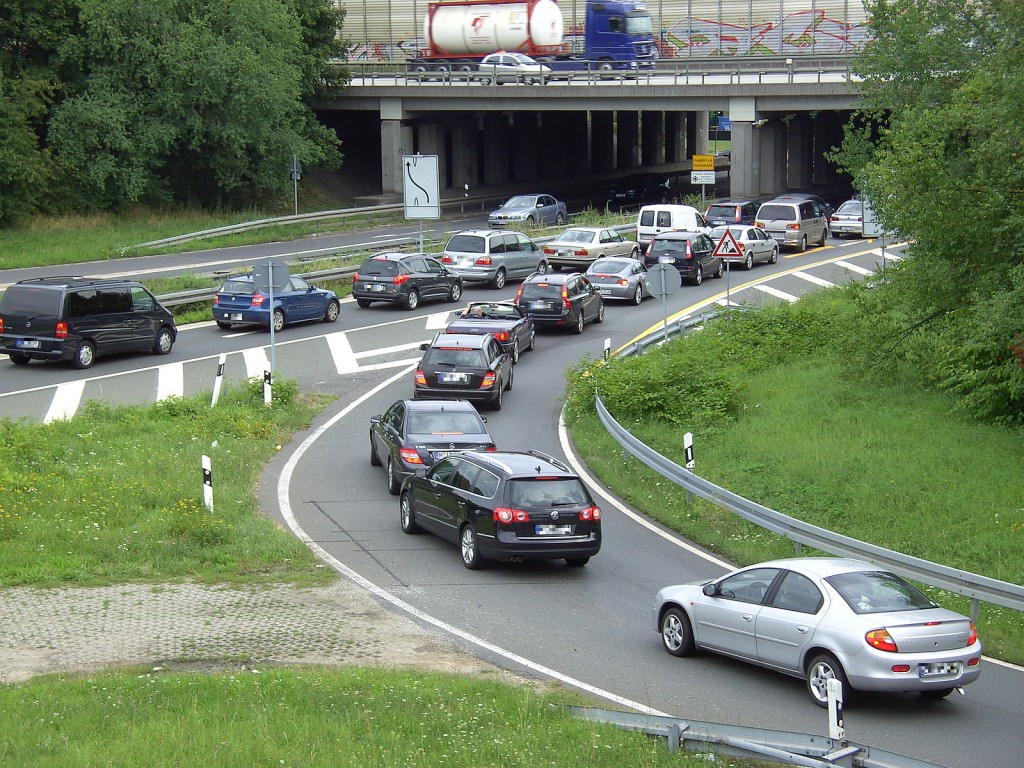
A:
[414, 370, 427, 385]
[0, 317, 5, 334]
[786, 223, 802, 231]
[968, 656, 980, 667]
[55, 321, 68, 340]
[967, 622, 978, 646]
[481, 371, 497, 389]
[399, 447, 423, 465]
[494, 507, 530, 523]
[475, 256, 493, 266]
[251, 293, 266, 306]
[543, 246, 555, 254]
[353, 273, 362, 282]
[393, 274, 410, 285]
[754, 222, 765, 228]
[514, 284, 525, 302]
[684, 242, 693, 261]
[891, 664, 911, 673]
[213, 295, 219, 306]
[493, 331, 510, 342]
[484, 445, 498, 452]
[561, 285, 571, 310]
[736, 242, 745, 251]
[616, 278, 628, 287]
[865, 629, 898, 652]
[578, 505, 601, 521]
[573, 248, 589, 257]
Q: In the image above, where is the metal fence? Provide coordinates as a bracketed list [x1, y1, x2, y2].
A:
[594, 313, 1024, 620]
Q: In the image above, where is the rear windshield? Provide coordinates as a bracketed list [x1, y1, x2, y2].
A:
[445, 235, 486, 253]
[758, 204, 797, 221]
[638, 210, 656, 226]
[0, 285, 61, 316]
[556, 229, 593, 244]
[408, 411, 484, 435]
[508, 477, 590, 507]
[647, 239, 688, 258]
[425, 347, 487, 367]
[220, 279, 255, 294]
[706, 205, 737, 219]
[825, 571, 937, 615]
[521, 282, 562, 299]
[359, 259, 401, 276]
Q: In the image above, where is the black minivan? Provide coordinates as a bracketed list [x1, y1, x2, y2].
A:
[0, 277, 177, 369]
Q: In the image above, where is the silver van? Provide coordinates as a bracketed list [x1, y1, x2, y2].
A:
[636, 205, 711, 249]
[440, 229, 546, 289]
[754, 198, 829, 252]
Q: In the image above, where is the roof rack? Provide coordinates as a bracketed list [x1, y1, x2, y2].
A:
[526, 449, 570, 472]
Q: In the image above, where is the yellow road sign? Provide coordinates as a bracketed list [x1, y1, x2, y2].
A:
[692, 154, 715, 171]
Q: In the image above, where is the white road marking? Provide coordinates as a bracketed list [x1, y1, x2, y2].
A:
[242, 347, 270, 379]
[354, 341, 428, 359]
[44, 380, 85, 423]
[156, 362, 184, 401]
[325, 332, 359, 374]
[753, 284, 798, 302]
[834, 260, 873, 276]
[791, 270, 835, 288]
[425, 310, 455, 329]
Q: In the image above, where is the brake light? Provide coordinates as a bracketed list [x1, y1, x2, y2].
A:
[481, 371, 497, 389]
[475, 256, 493, 266]
[967, 622, 978, 646]
[440, 254, 453, 264]
[493, 331, 510, 342]
[543, 246, 555, 254]
[484, 445, 498, 452]
[251, 293, 266, 306]
[55, 321, 68, 340]
[353, 273, 362, 282]
[865, 629, 898, 653]
[514, 284, 525, 302]
[414, 370, 427, 385]
[561, 285, 571, 310]
[573, 248, 589, 257]
[786, 223, 801, 231]
[578, 505, 601, 521]
[891, 664, 911, 673]
[393, 274, 410, 285]
[0, 317, 5, 334]
[399, 448, 423, 465]
[754, 222, 765, 228]
[684, 242, 693, 261]
[213, 295, 219, 306]
[616, 279, 628, 287]
[494, 507, 530, 523]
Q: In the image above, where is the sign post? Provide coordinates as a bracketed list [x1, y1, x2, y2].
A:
[403, 154, 440, 252]
[290, 155, 302, 216]
[712, 228, 744, 309]
[646, 262, 682, 347]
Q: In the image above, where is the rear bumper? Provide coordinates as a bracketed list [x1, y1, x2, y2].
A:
[413, 385, 499, 404]
[0, 337, 69, 361]
[480, 530, 601, 562]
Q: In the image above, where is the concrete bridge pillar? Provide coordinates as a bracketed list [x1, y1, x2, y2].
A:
[591, 111, 615, 172]
[758, 121, 786, 197]
[641, 111, 665, 165]
[728, 121, 757, 198]
[381, 119, 413, 195]
[691, 110, 710, 156]
[481, 113, 512, 185]
[787, 115, 813, 190]
[665, 112, 686, 163]
[616, 111, 640, 169]
[416, 122, 449, 191]
[450, 118, 479, 195]
[511, 113, 541, 181]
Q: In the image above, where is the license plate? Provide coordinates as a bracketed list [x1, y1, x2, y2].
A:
[535, 524, 572, 535]
[919, 661, 961, 678]
[230, 313, 243, 321]
[16, 339, 40, 349]
[438, 372, 468, 383]
[367, 284, 384, 292]
[529, 301, 550, 309]
[432, 450, 459, 460]
[597, 288, 611, 295]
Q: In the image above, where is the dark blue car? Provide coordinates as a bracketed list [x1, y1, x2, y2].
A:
[214, 274, 340, 332]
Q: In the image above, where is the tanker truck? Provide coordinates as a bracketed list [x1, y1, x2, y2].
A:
[407, 0, 657, 75]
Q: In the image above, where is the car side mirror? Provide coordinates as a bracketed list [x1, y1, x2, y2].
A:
[419, 342, 430, 350]
[702, 583, 719, 597]
[416, 469, 427, 479]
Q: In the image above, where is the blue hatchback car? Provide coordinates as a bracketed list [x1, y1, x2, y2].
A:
[214, 274, 340, 332]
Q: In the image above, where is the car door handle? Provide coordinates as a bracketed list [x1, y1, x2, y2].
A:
[796, 626, 809, 634]
[742, 614, 753, 622]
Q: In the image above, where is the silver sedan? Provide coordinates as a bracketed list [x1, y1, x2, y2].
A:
[653, 557, 982, 707]
[584, 257, 651, 305]
[710, 225, 779, 270]
[544, 226, 641, 270]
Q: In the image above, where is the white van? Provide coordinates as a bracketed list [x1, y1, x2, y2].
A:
[636, 205, 711, 249]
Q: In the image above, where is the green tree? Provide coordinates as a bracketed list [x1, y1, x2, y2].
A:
[833, 0, 1024, 423]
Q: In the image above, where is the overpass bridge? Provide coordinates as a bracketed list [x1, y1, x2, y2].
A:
[321, 56, 863, 205]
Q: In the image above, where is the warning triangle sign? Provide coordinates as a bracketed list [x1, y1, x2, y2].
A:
[712, 229, 744, 260]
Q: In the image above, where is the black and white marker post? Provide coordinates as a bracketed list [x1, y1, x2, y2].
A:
[201, 455, 213, 512]
[210, 353, 227, 408]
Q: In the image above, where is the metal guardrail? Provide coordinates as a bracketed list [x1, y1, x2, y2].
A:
[570, 706, 940, 768]
[593, 313, 1024, 619]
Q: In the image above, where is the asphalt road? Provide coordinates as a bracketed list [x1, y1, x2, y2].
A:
[3, 234, 1021, 767]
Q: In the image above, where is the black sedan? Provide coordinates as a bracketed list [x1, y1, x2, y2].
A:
[370, 399, 496, 495]
[444, 301, 535, 363]
[414, 332, 514, 410]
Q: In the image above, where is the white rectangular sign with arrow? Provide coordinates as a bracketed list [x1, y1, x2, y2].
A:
[403, 154, 440, 219]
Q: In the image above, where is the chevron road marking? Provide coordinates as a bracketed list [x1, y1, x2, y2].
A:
[156, 362, 184, 401]
[43, 380, 85, 423]
[792, 270, 835, 288]
[834, 259, 873, 276]
[753, 284, 799, 302]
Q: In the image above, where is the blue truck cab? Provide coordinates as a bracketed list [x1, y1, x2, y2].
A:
[546, 0, 656, 72]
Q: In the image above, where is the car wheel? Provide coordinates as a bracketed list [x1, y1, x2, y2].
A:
[460, 524, 484, 569]
[526, 216, 536, 228]
[798, 234, 807, 253]
[386, 457, 401, 496]
[271, 308, 285, 332]
[72, 340, 95, 370]
[404, 289, 419, 311]
[660, 607, 696, 657]
[356, 298, 372, 308]
[152, 326, 174, 355]
[555, 212, 566, 225]
[400, 492, 421, 534]
[574, 311, 584, 334]
[448, 282, 463, 303]
[769, 244, 779, 264]
[510, 339, 520, 364]
[693, 264, 703, 286]
[216, 320, 232, 329]
[9, 353, 30, 366]
[806, 653, 849, 709]
[743, 253, 754, 270]
[630, 247, 640, 259]
[819, 227, 828, 247]
[527, 328, 535, 351]
[491, 268, 507, 290]
[594, 301, 605, 324]
[535, 260, 548, 275]
[632, 285, 643, 305]
[565, 557, 589, 567]
[369, 435, 381, 466]
[920, 687, 955, 700]
[478, 76, 493, 86]
[324, 299, 340, 323]
[505, 364, 514, 391]
[491, 379, 503, 411]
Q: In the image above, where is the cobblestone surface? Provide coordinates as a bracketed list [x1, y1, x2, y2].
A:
[0, 579, 508, 684]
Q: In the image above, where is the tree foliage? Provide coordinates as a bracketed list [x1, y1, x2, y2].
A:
[832, 0, 1024, 424]
[0, 0, 347, 222]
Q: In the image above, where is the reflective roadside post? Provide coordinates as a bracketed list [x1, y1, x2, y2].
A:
[253, 258, 290, 404]
[646, 262, 682, 349]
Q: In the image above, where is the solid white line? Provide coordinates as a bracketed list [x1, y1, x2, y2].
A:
[324, 332, 359, 374]
[425, 310, 456, 329]
[354, 341, 428, 359]
[43, 380, 85, 423]
[791, 270, 835, 288]
[275, 366, 670, 717]
[754, 284, 799, 302]
[834, 260, 873, 276]
[242, 348, 269, 379]
[156, 362, 184, 401]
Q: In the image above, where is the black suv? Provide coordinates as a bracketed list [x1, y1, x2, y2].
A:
[399, 450, 602, 569]
[704, 198, 763, 227]
[0, 276, 177, 369]
[643, 231, 723, 286]
[414, 332, 514, 410]
[352, 252, 463, 310]
[514, 272, 604, 333]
